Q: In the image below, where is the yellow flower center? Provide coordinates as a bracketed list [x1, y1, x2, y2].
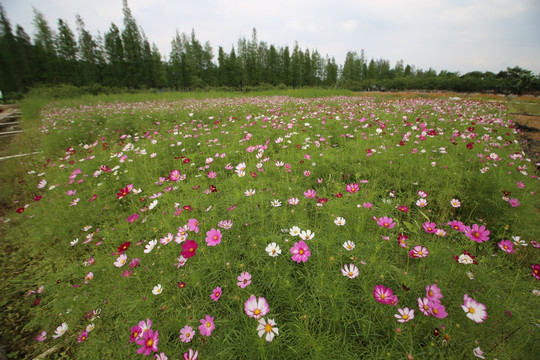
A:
[189, 248, 194, 252]
[474, 232, 480, 237]
[272, 249, 276, 254]
[254, 309, 261, 315]
[433, 308, 439, 314]
[384, 223, 388, 227]
[299, 249, 304, 255]
[206, 322, 212, 328]
[348, 271, 353, 276]
[214, 236, 218, 240]
[418, 251, 423, 255]
[469, 307, 475, 314]
[265, 323, 273, 333]
[402, 314, 408, 320]
[147, 339, 153, 347]
[380, 294, 386, 299]
[186, 332, 191, 338]
[215, 292, 220, 297]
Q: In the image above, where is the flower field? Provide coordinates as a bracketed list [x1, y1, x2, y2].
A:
[2, 92, 539, 359]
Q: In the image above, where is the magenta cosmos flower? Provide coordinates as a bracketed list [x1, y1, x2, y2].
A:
[373, 285, 398, 305]
[346, 183, 360, 193]
[428, 300, 448, 319]
[461, 294, 487, 323]
[498, 240, 515, 254]
[422, 222, 437, 234]
[304, 189, 317, 198]
[377, 216, 396, 229]
[465, 224, 490, 243]
[244, 295, 269, 319]
[447, 220, 466, 232]
[531, 264, 540, 280]
[205, 228, 222, 246]
[198, 315, 215, 337]
[237, 272, 252, 288]
[290, 240, 311, 263]
[136, 329, 159, 356]
[181, 240, 198, 258]
[210, 287, 222, 301]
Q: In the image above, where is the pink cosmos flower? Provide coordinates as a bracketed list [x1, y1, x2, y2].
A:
[377, 216, 396, 229]
[244, 295, 269, 319]
[373, 285, 398, 305]
[170, 169, 181, 181]
[77, 330, 88, 343]
[207, 171, 216, 179]
[198, 315, 215, 337]
[447, 220, 466, 232]
[155, 353, 168, 360]
[517, 181, 525, 189]
[287, 197, 300, 206]
[129, 258, 140, 268]
[498, 240, 515, 254]
[304, 189, 317, 198]
[461, 294, 487, 323]
[183, 349, 199, 360]
[508, 198, 521, 207]
[422, 222, 437, 233]
[397, 233, 408, 248]
[290, 240, 311, 263]
[126, 213, 139, 223]
[426, 284, 443, 302]
[136, 329, 159, 356]
[346, 183, 360, 193]
[397, 205, 409, 213]
[205, 228, 222, 246]
[465, 224, 490, 243]
[179, 325, 195, 343]
[409, 245, 429, 258]
[363, 202, 373, 209]
[237, 272, 252, 288]
[35, 331, 47, 342]
[429, 300, 448, 318]
[394, 307, 415, 323]
[187, 218, 199, 233]
[211, 287, 222, 301]
[531, 264, 540, 280]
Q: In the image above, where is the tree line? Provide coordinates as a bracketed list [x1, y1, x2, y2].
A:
[1, 0, 539, 99]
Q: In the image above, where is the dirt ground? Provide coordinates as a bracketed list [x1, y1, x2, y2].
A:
[513, 115, 540, 171]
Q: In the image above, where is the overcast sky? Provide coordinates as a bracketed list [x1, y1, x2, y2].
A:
[2, 0, 539, 74]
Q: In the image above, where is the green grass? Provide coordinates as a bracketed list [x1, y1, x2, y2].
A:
[1, 91, 539, 359]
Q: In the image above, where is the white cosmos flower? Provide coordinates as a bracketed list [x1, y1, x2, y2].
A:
[152, 284, 163, 295]
[289, 226, 301, 237]
[334, 217, 346, 226]
[144, 239, 157, 254]
[341, 264, 359, 279]
[265, 242, 281, 257]
[257, 318, 279, 342]
[270, 199, 281, 207]
[343, 241, 355, 251]
[299, 229, 314, 241]
[148, 200, 158, 210]
[52, 322, 68, 339]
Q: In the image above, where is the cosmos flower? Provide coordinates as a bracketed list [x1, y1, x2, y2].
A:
[265, 242, 281, 257]
[377, 216, 396, 229]
[334, 217, 346, 226]
[210, 287, 222, 301]
[152, 284, 163, 295]
[409, 245, 429, 258]
[343, 240, 355, 251]
[498, 240, 515, 254]
[52, 322, 68, 339]
[205, 228, 222, 246]
[237, 272, 252, 288]
[464, 224, 490, 243]
[373, 285, 398, 305]
[244, 295, 269, 319]
[341, 264, 359, 279]
[290, 241, 311, 263]
[394, 307, 415, 323]
[257, 318, 279, 342]
[461, 294, 487, 323]
[179, 325, 195, 343]
[136, 329, 159, 356]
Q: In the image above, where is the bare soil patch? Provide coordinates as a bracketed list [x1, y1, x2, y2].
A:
[514, 114, 540, 171]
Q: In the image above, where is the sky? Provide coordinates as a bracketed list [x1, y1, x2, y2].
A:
[2, 0, 540, 74]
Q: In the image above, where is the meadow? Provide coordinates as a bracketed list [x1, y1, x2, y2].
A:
[1, 90, 539, 359]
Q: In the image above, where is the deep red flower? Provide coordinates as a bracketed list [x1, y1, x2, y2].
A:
[183, 205, 193, 211]
[34, 195, 43, 202]
[335, 193, 343, 198]
[117, 241, 131, 255]
[16, 207, 24, 213]
[466, 142, 474, 149]
[183, 158, 191, 164]
[209, 185, 218, 192]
